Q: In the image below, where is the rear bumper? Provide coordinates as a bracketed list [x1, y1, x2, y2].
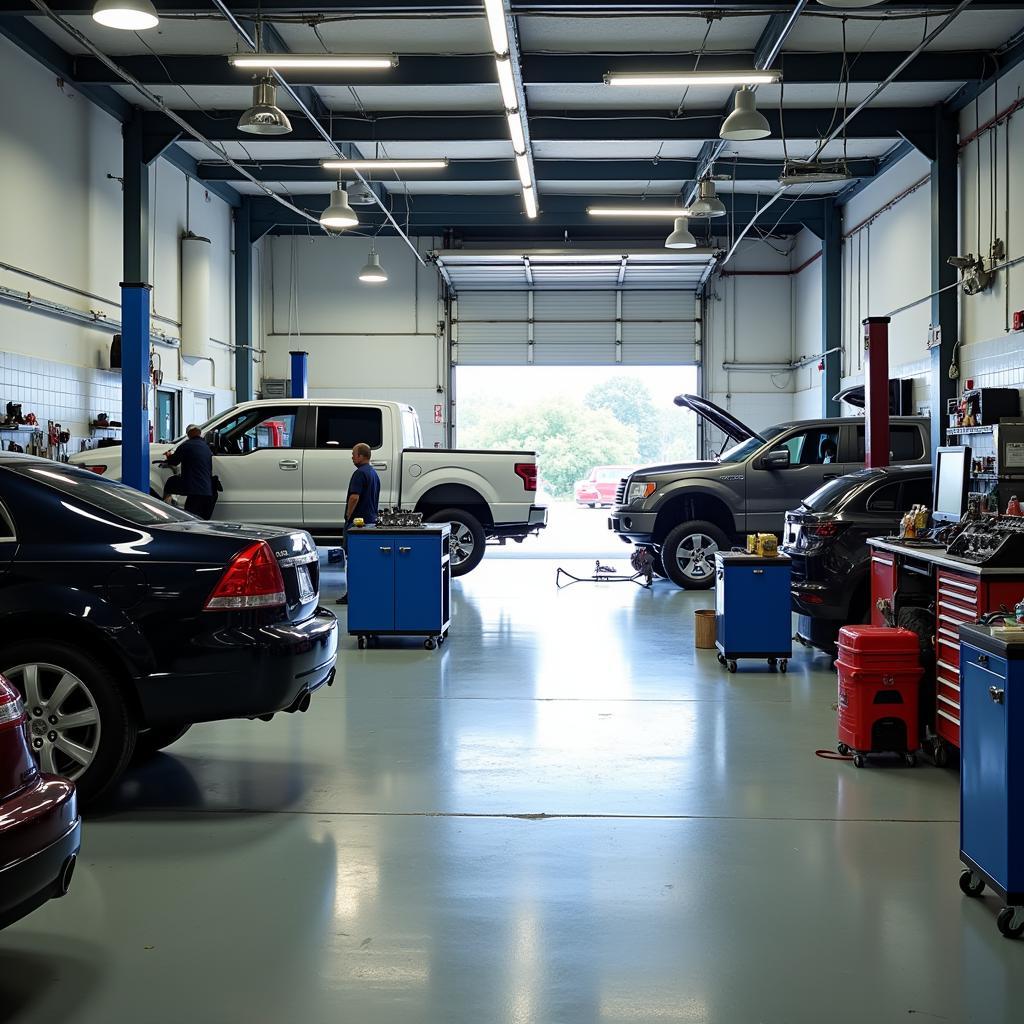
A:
[489, 505, 548, 540]
[0, 776, 80, 931]
[607, 509, 657, 545]
[136, 608, 339, 725]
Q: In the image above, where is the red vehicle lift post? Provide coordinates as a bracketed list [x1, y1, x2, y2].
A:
[863, 316, 891, 469]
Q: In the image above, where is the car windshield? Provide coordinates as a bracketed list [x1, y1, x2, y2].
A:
[717, 426, 785, 464]
[8, 463, 196, 526]
[801, 474, 869, 512]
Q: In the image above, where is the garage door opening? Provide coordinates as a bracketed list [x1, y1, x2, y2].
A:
[456, 365, 699, 557]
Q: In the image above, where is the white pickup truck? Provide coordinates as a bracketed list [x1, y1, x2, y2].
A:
[69, 399, 548, 575]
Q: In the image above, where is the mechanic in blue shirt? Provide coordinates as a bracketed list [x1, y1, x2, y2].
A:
[165, 424, 216, 520]
[337, 442, 381, 605]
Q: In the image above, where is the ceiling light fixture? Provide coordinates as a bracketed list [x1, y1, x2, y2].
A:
[523, 186, 538, 220]
[92, 0, 159, 30]
[688, 178, 727, 218]
[515, 153, 533, 188]
[664, 217, 697, 250]
[815, 0, 886, 7]
[359, 249, 388, 283]
[319, 184, 359, 231]
[238, 77, 292, 135]
[496, 56, 519, 111]
[588, 206, 687, 218]
[604, 70, 781, 87]
[483, 0, 511, 56]
[321, 159, 449, 171]
[719, 86, 771, 141]
[507, 111, 527, 154]
[228, 54, 397, 70]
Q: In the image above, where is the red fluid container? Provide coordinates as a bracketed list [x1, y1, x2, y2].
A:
[836, 626, 922, 761]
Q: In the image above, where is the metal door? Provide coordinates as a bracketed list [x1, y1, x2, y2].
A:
[347, 535, 396, 634]
[395, 534, 442, 633]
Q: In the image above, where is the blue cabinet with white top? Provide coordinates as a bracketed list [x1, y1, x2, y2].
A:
[714, 552, 792, 673]
[347, 525, 451, 650]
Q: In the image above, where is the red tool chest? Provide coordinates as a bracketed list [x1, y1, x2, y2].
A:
[836, 626, 922, 766]
[869, 552, 898, 627]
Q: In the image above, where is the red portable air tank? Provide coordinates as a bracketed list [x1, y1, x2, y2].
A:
[835, 625, 922, 767]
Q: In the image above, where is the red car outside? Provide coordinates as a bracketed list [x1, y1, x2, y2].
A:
[574, 465, 634, 508]
[0, 674, 81, 930]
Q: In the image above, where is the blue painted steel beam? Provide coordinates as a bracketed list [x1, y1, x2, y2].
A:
[160, 144, 241, 208]
[234, 198, 255, 402]
[290, 351, 309, 399]
[820, 202, 842, 418]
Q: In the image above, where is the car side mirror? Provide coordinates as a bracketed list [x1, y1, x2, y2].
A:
[763, 447, 792, 469]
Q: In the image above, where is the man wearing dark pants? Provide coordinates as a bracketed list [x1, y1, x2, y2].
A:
[165, 424, 216, 520]
[337, 442, 381, 605]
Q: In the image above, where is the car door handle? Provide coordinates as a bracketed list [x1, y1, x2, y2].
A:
[371, 461, 388, 470]
[278, 459, 300, 471]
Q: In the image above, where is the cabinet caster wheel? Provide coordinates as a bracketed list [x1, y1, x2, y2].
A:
[852, 754, 866, 768]
[933, 742, 949, 768]
[837, 743, 850, 756]
[959, 870, 986, 898]
[357, 636, 366, 650]
[904, 752, 917, 767]
[717, 653, 726, 666]
[727, 660, 737, 673]
[996, 907, 1024, 939]
[437, 635, 445, 645]
[424, 639, 436, 650]
[779, 659, 788, 674]
[768, 657, 777, 670]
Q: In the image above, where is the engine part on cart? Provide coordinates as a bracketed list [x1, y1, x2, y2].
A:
[946, 513, 1024, 565]
[745, 533, 778, 557]
[376, 508, 424, 528]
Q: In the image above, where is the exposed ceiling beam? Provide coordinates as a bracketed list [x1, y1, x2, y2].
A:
[67, 50, 993, 88]
[143, 106, 925, 142]
[194, 155, 879, 182]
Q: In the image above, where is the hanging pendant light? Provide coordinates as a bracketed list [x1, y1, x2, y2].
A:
[359, 249, 388, 283]
[92, 0, 159, 30]
[665, 217, 697, 250]
[720, 86, 771, 141]
[238, 77, 292, 136]
[816, 0, 886, 7]
[689, 179, 727, 218]
[320, 185, 359, 231]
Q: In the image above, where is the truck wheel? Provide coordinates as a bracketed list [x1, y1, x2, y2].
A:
[660, 521, 728, 590]
[427, 508, 486, 576]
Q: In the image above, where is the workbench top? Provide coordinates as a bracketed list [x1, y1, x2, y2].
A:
[867, 536, 1024, 577]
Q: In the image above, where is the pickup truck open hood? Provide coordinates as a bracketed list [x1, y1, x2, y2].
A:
[673, 394, 764, 445]
[632, 460, 717, 476]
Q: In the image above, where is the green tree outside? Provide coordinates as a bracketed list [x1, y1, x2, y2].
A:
[583, 376, 663, 463]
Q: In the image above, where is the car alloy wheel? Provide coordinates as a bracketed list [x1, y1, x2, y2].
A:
[6, 662, 102, 780]
[450, 523, 476, 566]
[675, 532, 719, 581]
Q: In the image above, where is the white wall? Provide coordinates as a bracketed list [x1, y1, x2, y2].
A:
[0, 35, 235, 450]
[791, 227, 824, 418]
[261, 234, 446, 447]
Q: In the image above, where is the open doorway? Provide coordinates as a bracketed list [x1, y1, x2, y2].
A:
[456, 365, 699, 556]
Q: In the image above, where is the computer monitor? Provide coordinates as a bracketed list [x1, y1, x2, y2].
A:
[933, 446, 971, 523]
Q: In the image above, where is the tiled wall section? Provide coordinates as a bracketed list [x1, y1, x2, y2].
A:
[0, 350, 122, 455]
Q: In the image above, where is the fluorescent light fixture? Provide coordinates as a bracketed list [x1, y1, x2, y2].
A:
[483, 0, 511, 56]
[92, 0, 159, 30]
[238, 78, 291, 136]
[228, 54, 396, 70]
[515, 153, 533, 188]
[588, 206, 685, 218]
[319, 185, 359, 230]
[507, 111, 527, 154]
[321, 159, 448, 171]
[523, 187, 538, 220]
[720, 86, 771, 141]
[665, 217, 697, 249]
[496, 56, 519, 111]
[605, 70, 781, 87]
[359, 250, 388, 283]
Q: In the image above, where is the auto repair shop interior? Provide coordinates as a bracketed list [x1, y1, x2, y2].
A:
[3, 0, 1024, 1021]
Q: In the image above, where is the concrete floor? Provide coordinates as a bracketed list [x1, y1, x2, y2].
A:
[2, 558, 1021, 1023]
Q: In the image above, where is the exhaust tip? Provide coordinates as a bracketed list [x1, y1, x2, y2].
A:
[58, 854, 77, 897]
[298, 692, 311, 713]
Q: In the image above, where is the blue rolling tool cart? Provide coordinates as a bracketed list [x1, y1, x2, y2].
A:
[347, 524, 451, 650]
[714, 551, 792, 674]
[957, 623, 1024, 939]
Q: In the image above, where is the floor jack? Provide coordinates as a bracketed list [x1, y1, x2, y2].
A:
[556, 548, 655, 590]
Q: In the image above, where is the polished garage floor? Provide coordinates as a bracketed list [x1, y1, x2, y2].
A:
[2, 559, 1021, 1023]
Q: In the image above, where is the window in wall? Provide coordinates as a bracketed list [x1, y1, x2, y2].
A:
[315, 407, 384, 449]
[155, 389, 179, 443]
[192, 394, 214, 427]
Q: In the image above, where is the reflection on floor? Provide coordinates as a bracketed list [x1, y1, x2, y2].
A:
[2, 558, 1020, 1024]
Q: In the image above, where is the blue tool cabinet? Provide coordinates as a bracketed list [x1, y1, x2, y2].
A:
[714, 552, 792, 673]
[957, 624, 1024, 939]
[347, 525, 451, 650]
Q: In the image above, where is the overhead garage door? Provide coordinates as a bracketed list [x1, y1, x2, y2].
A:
[437, 250, 713, 367]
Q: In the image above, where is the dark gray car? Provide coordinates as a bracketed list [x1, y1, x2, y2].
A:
[607, 395, 930, 589]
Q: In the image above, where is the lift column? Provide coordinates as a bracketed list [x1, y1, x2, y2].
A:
[290, 351, 309, 399]
[863, 316, 891, 469]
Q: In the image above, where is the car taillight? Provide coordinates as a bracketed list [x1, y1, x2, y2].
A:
[514, 462, 537, 491]
[0, 677, 25, 730]
[83, 465, 107, 475]
[807, 520, 839, 538]
[204, 541, 287, 611]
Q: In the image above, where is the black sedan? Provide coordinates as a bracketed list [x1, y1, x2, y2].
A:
[0, 453, 338, 802]
[781, 465, 933, 654]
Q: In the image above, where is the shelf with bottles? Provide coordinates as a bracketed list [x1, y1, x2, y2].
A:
[0, 425, 37, 432]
